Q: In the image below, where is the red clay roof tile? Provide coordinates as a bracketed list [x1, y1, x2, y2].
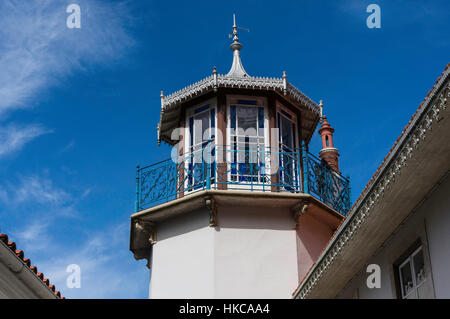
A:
[1, 233, 63, 299]
[15, 250, 24, 259]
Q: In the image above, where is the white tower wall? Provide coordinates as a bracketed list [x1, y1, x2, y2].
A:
[150, 206, 299, 299]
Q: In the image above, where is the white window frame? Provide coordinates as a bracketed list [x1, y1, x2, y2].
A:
[276, 101, 299, 151]
[183, 98, 217, 192]
[398, 246, 426, 299]
[226, 95, 269, 190]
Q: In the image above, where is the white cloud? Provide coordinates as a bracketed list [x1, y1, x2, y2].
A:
[1, 174, 149, 298]
[12, 175, 71, 205]
[30, 222, 149, 299]
[0, 1, 144, 298]
[0, 174, 82, 221]
[6, 212, 148, 298]
[12, 220, 52, 252]
[0, 124, 49, 158]
[0, 0, 135, 115]
[17, 221, 50, 242]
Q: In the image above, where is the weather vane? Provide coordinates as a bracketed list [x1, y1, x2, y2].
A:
[229, 14, 250, 41]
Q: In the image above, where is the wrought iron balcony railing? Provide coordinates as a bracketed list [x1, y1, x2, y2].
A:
[135, 144, 351, 215]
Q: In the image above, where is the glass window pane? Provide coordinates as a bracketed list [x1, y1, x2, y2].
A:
[292, 124, 296, 148]
[406, 292, 417, 299]
[194, 111, 210, 146]
[195, 104, 210, 114]
[237, 99, 257, 105]
[277, 113, 281, 143]
[281, 115, 294, 150]
[400, 261, 414, 297]
[210, 108, 215, 139]
[189, 117, 194, 147]
[237, 106, 257, 135]
[258, 107, 264, 137]
[413, 249, 425, 284]
[417, 281, 433, 299]
[230, 105, 236, 131]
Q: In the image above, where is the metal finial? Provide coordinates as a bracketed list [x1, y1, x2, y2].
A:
[226, 14, 249, 78]
[160, 91, 165, 109]
[319, 100, 324, 121]
[232, 14, 239, 43]
[213, 66, 218, 91]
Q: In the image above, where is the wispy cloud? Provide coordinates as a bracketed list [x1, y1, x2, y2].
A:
[0, 0, 145, 298]
[0, 174, 82, 221]
[12, 220, 52, 252]
[0, 0, 135, 115]
[58, 140, 76, 155]
[9, 175, 71, 205]
[27, 222, 149, 299]
[0, 124, 49, 158]
[0, 173, 147, 298]
[14, 176, 70, 205]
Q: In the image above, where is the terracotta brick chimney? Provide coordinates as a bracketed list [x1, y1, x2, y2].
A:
[318, 116, 339, 172]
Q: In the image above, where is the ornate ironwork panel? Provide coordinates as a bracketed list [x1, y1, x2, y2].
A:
[304, 151, 351, 215]
[135, 146, 351, 216]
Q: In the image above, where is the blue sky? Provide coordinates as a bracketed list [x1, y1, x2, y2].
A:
[0, 0, 448, 298]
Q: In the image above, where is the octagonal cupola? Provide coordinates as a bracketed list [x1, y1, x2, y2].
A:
[139, 15, 350, 216]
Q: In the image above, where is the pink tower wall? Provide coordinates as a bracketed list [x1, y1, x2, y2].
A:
[296, 212, 338, 283]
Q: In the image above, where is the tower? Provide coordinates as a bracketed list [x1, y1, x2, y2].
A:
[130, 16, 351, 298]
[318, 115, 340, 171]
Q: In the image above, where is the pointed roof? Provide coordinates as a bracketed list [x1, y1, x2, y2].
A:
[226, 14, 249, 77]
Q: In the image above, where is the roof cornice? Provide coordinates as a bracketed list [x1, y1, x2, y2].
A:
[158, 74, 321, 145]
[162, 75, 320, 114]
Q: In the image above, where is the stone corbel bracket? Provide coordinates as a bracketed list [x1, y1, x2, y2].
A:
[291, 199, 309, 226]
[205, 196, 218, 227]
[135, 220, 157, 245]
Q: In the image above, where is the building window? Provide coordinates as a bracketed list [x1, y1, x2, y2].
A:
[228, 98, 267, 184]
[185, 102, 216, 190]
[397, 246, 426, 299]
[277, 104, 298, 190]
